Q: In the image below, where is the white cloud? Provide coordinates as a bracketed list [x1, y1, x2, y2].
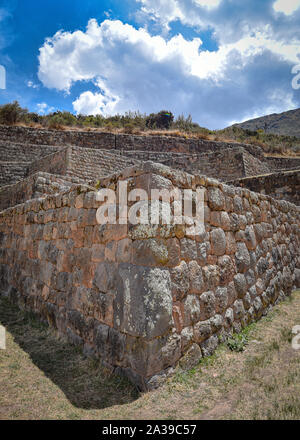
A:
[193, 0, 222, 9]
[27, 80, 39, 89]
[36, 102, 55, 114]
[37, 17, 300, 127]
[273, 0, 300, 16]
[73, 90, 119, 115]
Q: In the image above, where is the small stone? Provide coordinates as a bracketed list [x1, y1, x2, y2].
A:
[183, 295, 201, 326]
[235, 242, 251, 273]
[179, 343, 202, 371]
[201, 335, 218, 357]
[210, 228, 226, 256]
[208, 188, 225, 211]
[233, 273, 247, 298]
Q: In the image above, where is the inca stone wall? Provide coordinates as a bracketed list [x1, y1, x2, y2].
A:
[0, 172, 86, 212]
[265, 156, 300, 172]
[0, 161, 29, 186]
[0, 140, 60, 186]
[231, 170, 300, 206]
[66, 147, 140, 181]
[0, 161, 299, 390]
[122, 148, 269, 181]
[0, 125, 279, 189]
[0, 124, 265, 157]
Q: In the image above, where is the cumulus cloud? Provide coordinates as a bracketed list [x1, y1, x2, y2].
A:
[27, 80, 39, 89]
[37, 12, 300, 128]
[137, 0, 300, 43]
[36, 102, 55, 114]
[273, 0, 300, 16]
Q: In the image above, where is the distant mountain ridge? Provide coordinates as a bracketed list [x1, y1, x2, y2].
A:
[231, 108, 300, 138]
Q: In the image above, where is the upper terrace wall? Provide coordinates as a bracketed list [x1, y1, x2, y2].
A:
[22, 147, 141, 188]
[231, 170, 300, 206]
[122, 148, 270, 181]
[0, 125, 265, 158]
[0, 161, 299, 389]
[27, 148, 69, 178]
[265, 156, 300, 172]
[0, 162, 29, 186]
[0, 141, 59, 163]
[66, 147, 140, 181]
[0, 172, 84, 212]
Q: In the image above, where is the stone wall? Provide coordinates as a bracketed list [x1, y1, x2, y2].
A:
[0, 125, 265, 158]
[231, 170, 300, 206]
[0, 172, 85, 212]
[0, 125, 115, 150]
[0, 162, 29, 186]
[0, 162, 299, 390]
[66, 147, 140, 181]
[0, 141, 59, 163]
[122, 148, 270, 181]
[242, 151, 270, 176]
[0, 140, 60, 186]
[27, 148, 69, 177]
[265, 156, 300, 172]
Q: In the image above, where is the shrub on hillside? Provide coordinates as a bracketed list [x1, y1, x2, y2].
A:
[146, 110, 174, 129]
[0, 101, 27, 125]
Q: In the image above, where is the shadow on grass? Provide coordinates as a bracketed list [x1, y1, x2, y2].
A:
[0, 297, 139, 410]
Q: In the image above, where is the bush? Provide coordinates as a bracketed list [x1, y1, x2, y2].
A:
[47, 115, 65, 130]
[146, 110, 174, 129]
[227, 333, 248, 352]
[0, 101, 27, 125]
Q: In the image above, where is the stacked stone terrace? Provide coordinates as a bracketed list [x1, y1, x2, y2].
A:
[0, 125, 299, 208]
[0, 125, 299, 389]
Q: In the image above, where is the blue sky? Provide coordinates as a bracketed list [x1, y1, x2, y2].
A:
[0, 0, 300, 129]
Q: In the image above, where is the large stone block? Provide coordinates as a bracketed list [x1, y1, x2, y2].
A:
[114, 264, 173, 340]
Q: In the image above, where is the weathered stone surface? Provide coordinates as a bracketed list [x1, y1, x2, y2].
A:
[170, 261, 190, 301]
[201, 335, 218, 357]
[181, 238, 197, 262]
[179, 343, 202, 370]
[244, 225, 257, 250]
[188, 260, 204, 294]
[208, 187, 225, 211]
[210, 228, 226, 256]
[202, 265, 220, 290]
[233, 299, 245, 320]
[199, 291, 216, 320]
[235, 242, 251, 273]
[193, 319, 212, 343]
[114, 264, 172, 340]
[233, 273, 247, 298]
[93, 262, 118, 294]
[183, 294, 201, 326]
[215, 287, 228, 313]
[210, 314, 223, 332]
[218, 255, 236, 285]
[132, 239, 169, 266]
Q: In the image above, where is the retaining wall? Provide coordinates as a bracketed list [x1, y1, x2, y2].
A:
[0, 172, 86, 212]
[231, 170, 300, 206]
[0, 125, 265, 158]
[0, 162, 299, 389]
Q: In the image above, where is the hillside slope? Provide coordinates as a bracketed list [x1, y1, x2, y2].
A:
[232, 108, 300, 138]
